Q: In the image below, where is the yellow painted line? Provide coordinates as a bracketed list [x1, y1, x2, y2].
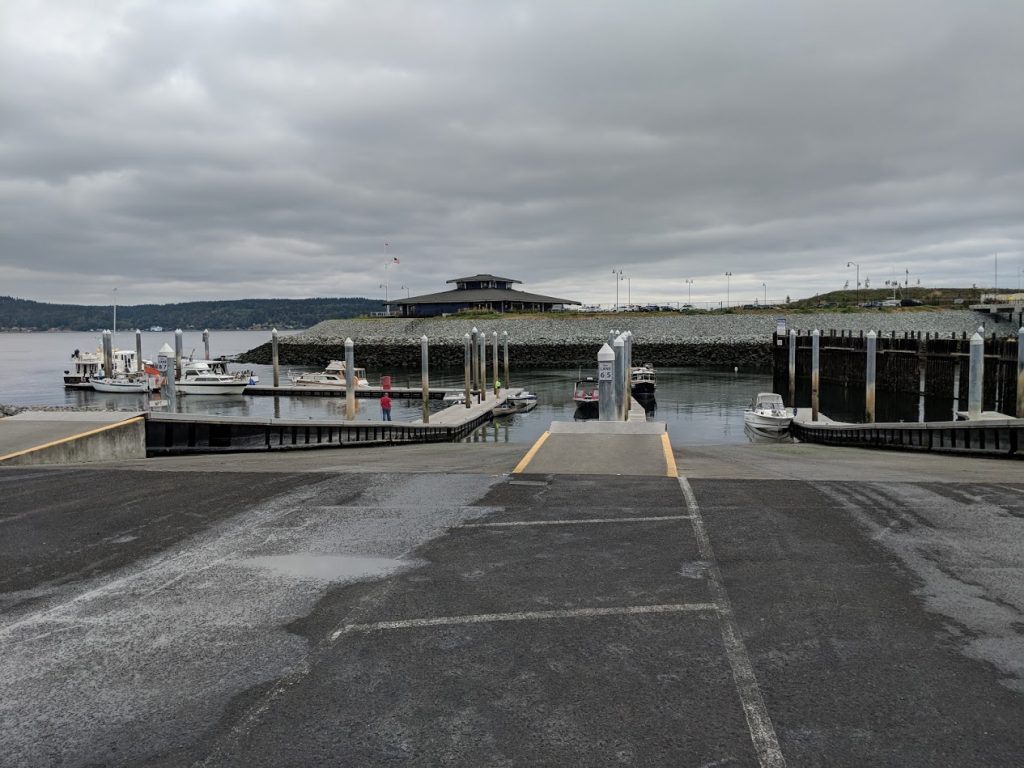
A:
[0, 416, 144, 463]
[512, 430, 551, 474]
[661, 432, 678, 477]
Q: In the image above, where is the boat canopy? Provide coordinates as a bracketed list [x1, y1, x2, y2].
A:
[752, 392, 785, 408]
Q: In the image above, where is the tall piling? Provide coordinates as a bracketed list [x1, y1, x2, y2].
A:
[174, 329, 183, 382]
[420, 335, 430, 424]
[865, 330, 877, 423]
[788, 329, 796, 408]
[470, 328, 478, 396]
[598, 343, 616, 421]
[613, 334, 625, 418]
[479, 331, 487, 401]
[271, 328, 280, 388]
[502, 331, 509, 389]
[102, 330, 113, 378]
[463, 333, 472, 409]
[345, 338, 356, 420]
[203, 329, 211, 360]
[135, 329, 143, 372]
[968, 332, 984, 420]
[492, 331, 499, 393]
[1017, 327, 1024, 418]
[811, 329, 820, 422]
[157, 343, 175, 401]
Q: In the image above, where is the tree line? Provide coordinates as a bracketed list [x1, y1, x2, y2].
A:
[0, 296, 383, 331]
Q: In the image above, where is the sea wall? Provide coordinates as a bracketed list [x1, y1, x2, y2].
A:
[235, 310, 1012, 369]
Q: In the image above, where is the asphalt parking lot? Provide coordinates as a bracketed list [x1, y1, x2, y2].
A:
[1, 445, 1023, 766]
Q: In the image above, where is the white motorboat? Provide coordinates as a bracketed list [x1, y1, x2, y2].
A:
[443, 390, 467, 404]
[91, 375, 152, 394]
[64, 347, 146, 388]
[743, 392, 793, 432]
[176, 361, 248, 395]
[630, 363, 657, 394]
[291, 360, 370, 388]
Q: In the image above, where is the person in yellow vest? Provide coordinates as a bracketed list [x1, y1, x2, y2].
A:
[494, 379, 502, 397]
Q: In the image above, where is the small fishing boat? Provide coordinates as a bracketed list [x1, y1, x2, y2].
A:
[443, 390, 467, 404]
[743, 392, 793, 432]
[291, 360, 370, 388]
[91, 375, 152, 394]
[572, 377, 600, 412]
[493, 388, 538, 415]
[177, 361, 248, 395]
[630, 363, 657, 394]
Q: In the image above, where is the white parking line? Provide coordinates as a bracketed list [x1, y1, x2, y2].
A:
[459, 515, 693, 528]
[679, 476, 787, 768]
[331, 602, 717, 639]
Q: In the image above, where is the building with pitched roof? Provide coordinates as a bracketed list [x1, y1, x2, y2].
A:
[387, 274, 580, 317]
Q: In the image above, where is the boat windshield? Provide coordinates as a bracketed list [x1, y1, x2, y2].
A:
[753, 393, 785, 409]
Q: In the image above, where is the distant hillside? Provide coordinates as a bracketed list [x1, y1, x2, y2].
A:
[788, 286, 982, 309]
[0, 296, 383, 331]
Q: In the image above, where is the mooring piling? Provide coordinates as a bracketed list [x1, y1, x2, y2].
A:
[1017, 326, 1024, 418]
[463, 333, 472, 410]
[613, 334, 625, 418]
[158, 343, 175, 400]
[865, 330, 877, 423]
[968, 332, 984, 420]
[345, 337, 356, 420]
[788, 328, 797, 408]
[470, 327, 478, 396]
[174, 329, 183, 381]
[420, 335, 430, 424]
[102, 330, 113, 379]
[478, 331, 487, 401]
[271, 328, 280, 388]
[811, 329, 820, 422]
[135, 329, 143, 372]
[598, 342, 616, 421]
[203, 329, 211, 360]
[492, 331, 499, 393]
[502, 331, 509, 389]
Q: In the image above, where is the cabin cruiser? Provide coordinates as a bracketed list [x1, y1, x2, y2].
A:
[742, 392, 793, 432]
[630, 363, 656, 394]
[572, 377, 600, 412]
[290, 360, 370, 388]
[176, 361, 249, 395]
[65, 348, 147, 388]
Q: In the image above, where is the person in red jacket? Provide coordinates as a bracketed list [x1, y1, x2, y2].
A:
[380, 393, 392, 421]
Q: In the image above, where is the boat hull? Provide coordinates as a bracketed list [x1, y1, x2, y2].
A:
[177, 383, 247, 395]
[91, 380, 150, 394]
[631, 382, 656, 395]
[743, 412, 793, 431]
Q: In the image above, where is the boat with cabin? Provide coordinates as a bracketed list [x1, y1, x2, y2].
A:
[572, 377, 600, 413]
[631, 363, 657, 394]
[176, 361, 249, 395]
[742, 392, 793, 432]
[290, 360, 370, 389]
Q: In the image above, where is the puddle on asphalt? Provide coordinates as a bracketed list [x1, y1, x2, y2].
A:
[239, 553, 408, 582]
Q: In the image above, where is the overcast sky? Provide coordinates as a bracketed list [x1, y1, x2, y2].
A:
[3, 1, 1023, 308]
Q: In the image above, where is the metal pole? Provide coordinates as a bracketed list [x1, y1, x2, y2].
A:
[421, 335, 430, 424]
[492, 331, 499, 395]
[345, 337, 356, 420]
[502, 331, 509, 389]
[102, 330, 113, 378]
[811, 329, 820, 422]
[174, 329, 183, 382]
[788, 329, 796, 408]
[463, 333, 472, 409]
[968, 331, 984, 420]
[1017, 326, 1024, 418]
[271, 328, 280, 388]
[865, 330, 877, 423]
[598, 343, 615, 421]
[135, 329, 143, 372]
[479, 331, 487, 401]
[203, 329, 211, 360]
[470, 327, 478, 395]
[613, 334, 625, 419]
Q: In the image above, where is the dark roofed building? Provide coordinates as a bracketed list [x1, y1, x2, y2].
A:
[388, 274, 580, 317]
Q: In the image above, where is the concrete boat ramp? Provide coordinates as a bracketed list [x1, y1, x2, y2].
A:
[2, 413, 1024, 766]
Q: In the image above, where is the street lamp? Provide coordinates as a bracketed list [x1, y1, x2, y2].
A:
[847, 261, 861, 305]
[400, 285, 410, 298]
[625, 276, 631, 309]
[725, 272, 732, 308]
[762, 282, 767, 306]
[684, 279, 693, 306]
[612, 269, 624, 311]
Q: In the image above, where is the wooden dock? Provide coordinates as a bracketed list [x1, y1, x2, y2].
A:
[244, 384, 452, 400]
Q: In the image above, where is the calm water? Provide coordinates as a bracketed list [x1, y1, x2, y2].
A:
[0, 331, 778, 445]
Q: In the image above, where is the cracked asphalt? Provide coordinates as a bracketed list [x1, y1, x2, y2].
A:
[1, 443, 1022, 766]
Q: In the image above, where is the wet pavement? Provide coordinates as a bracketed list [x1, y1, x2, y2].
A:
[1, 445, 1023, 766]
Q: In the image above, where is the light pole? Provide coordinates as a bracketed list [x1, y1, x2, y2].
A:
[847, 261, 860, 305]
[626, 277, 631, 309]
[400, 285, 410, 298]
[684, 279, 693, 306]
[762, 282, 767, 306]
[612, 269, 623, 311]
[725, 272, 732, 308]
[379, 282, 389, 314]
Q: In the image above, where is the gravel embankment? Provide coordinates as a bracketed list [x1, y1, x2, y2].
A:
[237, 310, 1015, 369]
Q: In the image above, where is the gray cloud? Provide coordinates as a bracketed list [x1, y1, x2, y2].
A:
[2, 0, 1023, 307]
